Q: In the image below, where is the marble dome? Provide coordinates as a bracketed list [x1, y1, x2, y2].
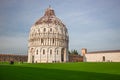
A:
[28, 7, 69, 63]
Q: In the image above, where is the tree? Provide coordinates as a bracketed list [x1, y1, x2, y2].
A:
[69, 49, 79, 55]
[68, 50, 71, 54]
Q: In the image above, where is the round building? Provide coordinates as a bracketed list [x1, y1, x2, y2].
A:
[28, 7, 69, 63]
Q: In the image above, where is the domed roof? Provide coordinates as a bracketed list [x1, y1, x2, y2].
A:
[35, 7, 65, 26]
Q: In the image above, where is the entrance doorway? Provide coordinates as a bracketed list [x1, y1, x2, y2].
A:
[32, 55, 34, 63]
[61, 48, 65, 62]
[30, 48, 34, 63]
[103, 56, 105, 62]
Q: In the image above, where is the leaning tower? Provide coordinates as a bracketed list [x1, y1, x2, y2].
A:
[28, 7, 69, 63]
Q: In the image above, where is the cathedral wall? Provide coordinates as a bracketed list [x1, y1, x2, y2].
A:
[85, 52, 120, 62]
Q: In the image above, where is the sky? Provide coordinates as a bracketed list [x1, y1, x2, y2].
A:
[0, 0, 120, 54]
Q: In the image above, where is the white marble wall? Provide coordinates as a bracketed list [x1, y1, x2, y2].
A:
[85, 52, 120, 62]
[28, 7, 69, 63]
[28, 47, 67, 63]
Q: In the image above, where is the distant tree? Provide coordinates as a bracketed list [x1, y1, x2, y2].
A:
[68, 50, 71, 54]
[69, 49, 79, 55]
[73, 50, 78, 55]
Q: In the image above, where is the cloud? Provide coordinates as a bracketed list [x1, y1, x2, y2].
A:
[0, 0, 120, 54]
[69, 25, 120, 52]
[0, 33, 28, 54]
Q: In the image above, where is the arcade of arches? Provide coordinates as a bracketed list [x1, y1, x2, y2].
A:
[28, 7, 69, 63]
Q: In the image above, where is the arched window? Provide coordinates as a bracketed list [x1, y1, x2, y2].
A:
[103, 56, 105, 62]
[50, 49, 52, 55]
[44, 28, 46, 32]
[43, 49, 45, 55]
[50, 28, 52, 32]
[41, 38, 44, 44]
[36, 50, 38, 55]
[38, 29, 40, 32]
[57, 50, 58, 55]
[53, 39, 54, 44]
[30, 48, 33, 53]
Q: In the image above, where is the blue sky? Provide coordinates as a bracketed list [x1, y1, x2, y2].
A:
[0, 0, 120, 54]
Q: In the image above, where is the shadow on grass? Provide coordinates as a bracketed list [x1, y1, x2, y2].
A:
[0, 65, 120, 80]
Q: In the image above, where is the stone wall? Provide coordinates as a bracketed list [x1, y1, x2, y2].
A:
[69, 54, 83, 62]
[0, 54, 27, 62]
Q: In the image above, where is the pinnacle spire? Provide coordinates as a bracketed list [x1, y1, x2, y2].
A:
[44, 6, 55, 16]
[49, 5, 51, 8]
[48, 0, 52, 8]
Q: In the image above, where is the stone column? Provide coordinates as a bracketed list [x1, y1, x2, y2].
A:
[64, 48, 66, 62]
[40, 38, 41, 45]
[45, 38, 47, 45]
[40, 50, 41, 62]
[46, 38, 48, 46]
[55, 39, 56, 46]
[50, 38, 52, 45]
[48, 38, 50, 46]
[28, 52, 32, 63]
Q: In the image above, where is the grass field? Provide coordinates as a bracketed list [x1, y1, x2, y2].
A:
[0, 62, 120, 80]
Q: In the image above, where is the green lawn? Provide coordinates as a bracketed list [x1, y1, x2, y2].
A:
[0, 62, 120, 80]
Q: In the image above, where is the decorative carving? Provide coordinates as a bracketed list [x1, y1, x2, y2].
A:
[28, 7, 69, 63]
